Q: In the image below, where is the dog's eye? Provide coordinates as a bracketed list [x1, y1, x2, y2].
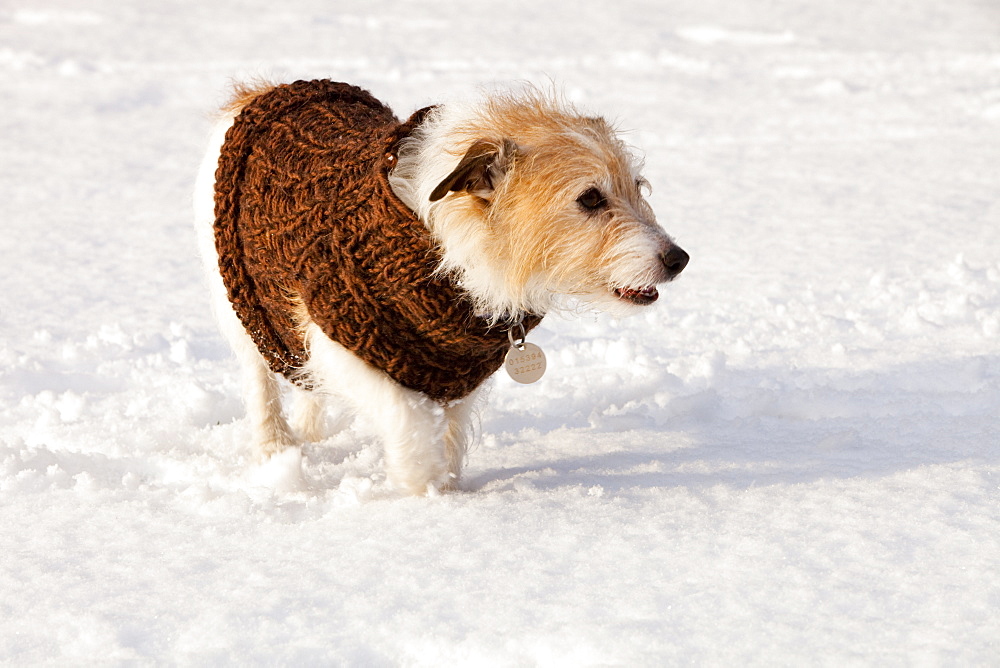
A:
[577, 187, 607, 211]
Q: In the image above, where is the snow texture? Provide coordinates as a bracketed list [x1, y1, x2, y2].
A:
[2, 0, 999, 664]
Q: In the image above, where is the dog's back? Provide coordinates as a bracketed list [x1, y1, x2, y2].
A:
[207, 80, 539, 402]
[213, 81, 400, 382]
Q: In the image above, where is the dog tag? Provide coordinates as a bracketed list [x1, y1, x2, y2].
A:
[505, 342, 546, 384]
[504, 319, 546, 384]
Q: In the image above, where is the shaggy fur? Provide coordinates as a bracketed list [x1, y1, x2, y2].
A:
[194, 80, 688, 495]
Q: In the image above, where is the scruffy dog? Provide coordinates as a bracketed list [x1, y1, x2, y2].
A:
[194, 80, 688, 495]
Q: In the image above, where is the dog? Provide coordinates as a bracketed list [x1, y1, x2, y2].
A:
[193, 80, 688, 495]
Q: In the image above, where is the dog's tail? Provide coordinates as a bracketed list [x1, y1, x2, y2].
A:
[221, 78, 278, 116]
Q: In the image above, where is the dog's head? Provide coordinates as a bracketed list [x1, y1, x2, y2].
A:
[392, 88, 688, 321]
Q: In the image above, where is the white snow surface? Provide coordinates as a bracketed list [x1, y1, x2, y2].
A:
[2, 0, 999, 664]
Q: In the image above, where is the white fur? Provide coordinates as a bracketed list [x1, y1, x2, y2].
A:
[195, 84, 685, 495]
[301, 319, 476, 494]
[389, 87, 681, 322]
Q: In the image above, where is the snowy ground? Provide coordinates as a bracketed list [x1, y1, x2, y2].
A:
[2, 0, 999, 664]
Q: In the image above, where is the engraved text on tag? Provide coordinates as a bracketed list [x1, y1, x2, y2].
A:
[505, 342, 546, 384]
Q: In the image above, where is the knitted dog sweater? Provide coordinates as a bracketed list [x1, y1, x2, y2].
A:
[213, 80, 541, 403]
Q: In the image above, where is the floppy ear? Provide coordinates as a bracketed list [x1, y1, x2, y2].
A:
[429, 138, 518, 202]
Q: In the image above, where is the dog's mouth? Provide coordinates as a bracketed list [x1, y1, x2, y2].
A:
[613, 286, 659, 305]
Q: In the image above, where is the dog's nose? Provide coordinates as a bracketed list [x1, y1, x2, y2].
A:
[661, 245, 689, 279]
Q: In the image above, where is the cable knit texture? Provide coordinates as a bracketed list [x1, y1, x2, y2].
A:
[213, 80, 541, 403]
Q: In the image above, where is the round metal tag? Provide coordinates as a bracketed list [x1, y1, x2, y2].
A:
[504, 342, 546, 384]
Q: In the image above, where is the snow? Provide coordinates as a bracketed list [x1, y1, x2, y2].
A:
[2, 0, 999, 663]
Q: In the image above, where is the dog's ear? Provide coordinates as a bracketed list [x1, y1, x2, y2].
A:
[429, 139, 518, 202]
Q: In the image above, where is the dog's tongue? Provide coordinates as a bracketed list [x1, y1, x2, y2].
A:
[616, 286, 659, 304]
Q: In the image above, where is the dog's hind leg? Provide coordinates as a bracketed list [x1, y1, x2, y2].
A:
[291, 386, 327, 443]
[194, 111, 294, 460]
[198, 269, 297, 460]
[222, 304, 297, 460]
[301, 321, 451, 495]
[243, 356, 296, 460]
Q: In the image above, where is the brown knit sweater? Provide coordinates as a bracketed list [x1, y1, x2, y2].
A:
[213, 80, 541, 403]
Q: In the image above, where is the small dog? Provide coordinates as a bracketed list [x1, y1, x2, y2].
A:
[194, 80, 688, 495]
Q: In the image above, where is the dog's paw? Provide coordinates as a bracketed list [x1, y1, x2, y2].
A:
[423, 475, 462, 497]
[387, 465, 455, 497]
[247, 446, 305, 493]
[438, 472, 463, 494]
[254, 434, 297, 462]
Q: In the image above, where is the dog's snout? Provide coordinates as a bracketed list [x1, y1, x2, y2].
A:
[661, 245, 689, 279]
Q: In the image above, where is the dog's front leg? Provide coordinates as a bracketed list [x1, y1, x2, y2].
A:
[301, 322, 451, 495]
[378, 392, 451, 496]
[440, 388, 481, 489]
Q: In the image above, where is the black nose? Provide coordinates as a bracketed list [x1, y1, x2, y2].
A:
[661, 245, 689, 279]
